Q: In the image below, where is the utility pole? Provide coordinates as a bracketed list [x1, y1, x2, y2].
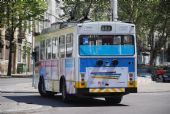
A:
[111, 0, 118, 21]
[31, 20, 35, 87]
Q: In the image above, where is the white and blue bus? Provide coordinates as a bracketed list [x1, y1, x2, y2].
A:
[33, 21, 137, 104]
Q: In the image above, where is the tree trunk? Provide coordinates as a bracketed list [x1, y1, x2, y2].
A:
[7, 33, 13, 76]
[13, 50, 16, 74]
[150, 49, 157, 66]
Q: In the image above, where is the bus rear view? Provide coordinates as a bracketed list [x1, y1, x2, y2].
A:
[75, 22, 137, 104]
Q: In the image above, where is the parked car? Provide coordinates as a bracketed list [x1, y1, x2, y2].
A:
[151, 67, 170, 82]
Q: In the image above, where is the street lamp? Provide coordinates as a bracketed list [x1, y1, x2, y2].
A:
[161, 47, 164, 65]
[110, 0, 118, 21]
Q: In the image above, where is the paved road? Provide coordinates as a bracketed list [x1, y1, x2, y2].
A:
[33, 92, 170, 114]
[1, 91, 170, 114]
[1, 77, 170, 114]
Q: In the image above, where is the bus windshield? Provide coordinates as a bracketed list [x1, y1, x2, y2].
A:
[79, 35, 135, 56]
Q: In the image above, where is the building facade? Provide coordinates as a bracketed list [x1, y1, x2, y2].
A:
[0, 0, 62, 75]
[35, 0, 63, 33]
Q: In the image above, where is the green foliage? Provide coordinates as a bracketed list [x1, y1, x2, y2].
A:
[91, 0, 110, 21]
[62, 0, 170, 65]
[61, 0, 110, 22]
[0, 0, 47, 29]
[0, 0, 47, 75]
[119, 0, 170, 65]
[22, 41, 31, 60]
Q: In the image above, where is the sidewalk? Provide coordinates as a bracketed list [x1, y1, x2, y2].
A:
[0, 72, 32, 78]
[138, 77, 170, 93]
[0, 82, 38, 93]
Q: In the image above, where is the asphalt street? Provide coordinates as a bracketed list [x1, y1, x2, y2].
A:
[0, 78, 170, 114]
[1, 91, 170, 114]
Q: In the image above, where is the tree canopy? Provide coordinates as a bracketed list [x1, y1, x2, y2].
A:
[61, 0, 170, 65]
[0, 0, 47, 75]
[118, 0, 170, 65]
[0, 0, 47, 30]
[61, 0, 110, 22]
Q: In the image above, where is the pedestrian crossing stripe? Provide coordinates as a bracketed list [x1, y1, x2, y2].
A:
[89, 88, 125, 93]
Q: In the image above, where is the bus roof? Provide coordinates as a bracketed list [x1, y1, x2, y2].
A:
[35, 21, 135, 42]
[35, 26, 75, 42]
[77, 21, 135, 35]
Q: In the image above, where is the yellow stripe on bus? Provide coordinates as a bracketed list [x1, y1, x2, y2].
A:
[75, 81, 86, 88]
[89, 88, 125, 93]
[128, 81, 137, 87]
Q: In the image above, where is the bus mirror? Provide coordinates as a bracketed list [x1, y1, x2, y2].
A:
[32, 52, 37, 60]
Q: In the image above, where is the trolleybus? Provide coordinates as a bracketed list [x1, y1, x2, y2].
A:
[33, 21, 137, 104]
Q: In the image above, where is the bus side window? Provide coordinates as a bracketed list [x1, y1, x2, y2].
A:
[66, 33, 73, 57]
[46, 39, 52, 59]
[52, 37, 58, 59]
[46, 39, 51, 59]
[40, 40, 46, 60]
[59, 35, 65, 58]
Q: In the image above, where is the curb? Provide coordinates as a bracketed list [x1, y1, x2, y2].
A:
[0, 75, 12, 78]
[0, 91, 38, 93]
[0, 75, 32, 78]
[138, 90, 170, 93]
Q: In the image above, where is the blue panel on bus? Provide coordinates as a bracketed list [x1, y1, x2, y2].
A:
[80, 58, 135, 72]
[80, 45, 134, 55]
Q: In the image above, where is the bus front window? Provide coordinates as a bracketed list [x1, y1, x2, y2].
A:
[79, 35, 135, 56]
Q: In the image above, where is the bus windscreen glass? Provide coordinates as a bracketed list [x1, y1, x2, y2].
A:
[79, 35, 135, 56]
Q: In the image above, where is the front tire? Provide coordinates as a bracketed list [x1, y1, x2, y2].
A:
[105, 96, 122, 105]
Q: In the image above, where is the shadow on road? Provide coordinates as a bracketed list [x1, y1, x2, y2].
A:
[3, 94, 129, 107]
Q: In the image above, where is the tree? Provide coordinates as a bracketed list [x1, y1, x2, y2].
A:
[90, 0, 111, 21]
[118, 0, 170, 65]
[61, 0, 110, 22]
[60, 0, 170, 65]
[22, 40, 31, 72]
[0, 0, 47, 76]
[144, 0, 170, 65]
[118, 0, 150, 42]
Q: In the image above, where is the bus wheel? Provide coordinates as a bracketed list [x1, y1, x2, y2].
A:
[105, 96, 122, 105]
[61, 80, 69, 102]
